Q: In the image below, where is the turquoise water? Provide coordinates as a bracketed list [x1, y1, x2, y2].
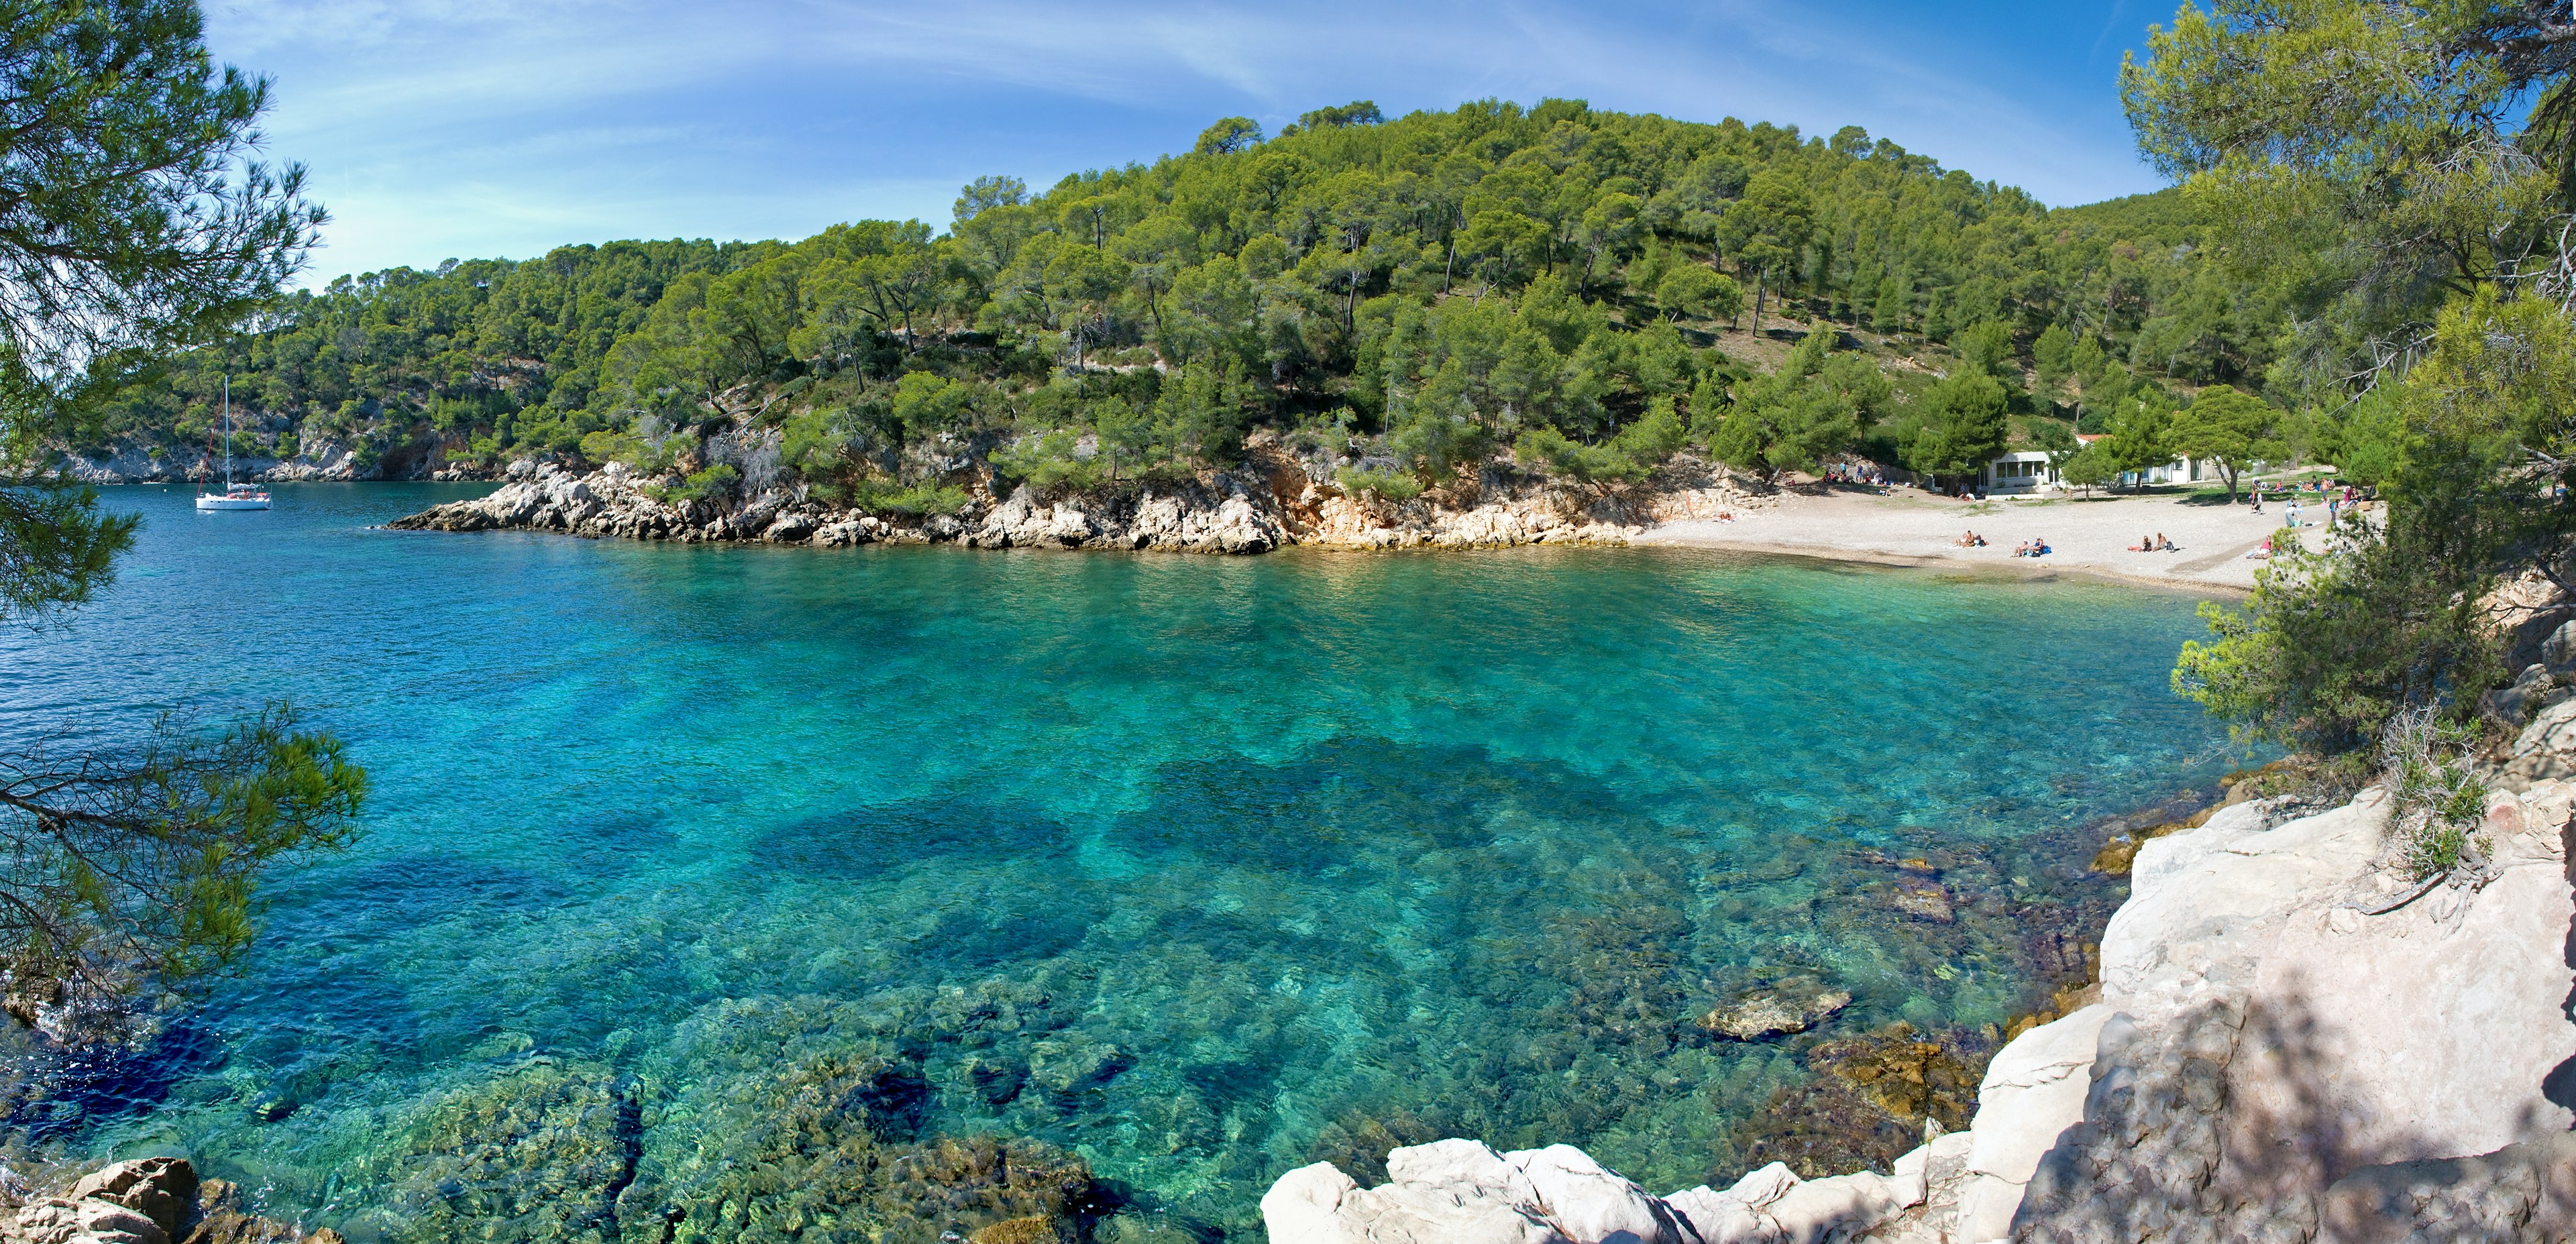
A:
[0, 485, 2233, 1239]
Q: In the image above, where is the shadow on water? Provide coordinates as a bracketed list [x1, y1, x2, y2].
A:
[0, 1019, 222, 1146]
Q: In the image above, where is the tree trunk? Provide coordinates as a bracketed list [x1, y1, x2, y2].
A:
[1752, 270, 1766, 336]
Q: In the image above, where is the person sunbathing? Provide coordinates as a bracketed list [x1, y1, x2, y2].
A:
[1955, 530, 1979, 548]
[2155, 533, 2176, 551]
[2129, 533, 2154, 551]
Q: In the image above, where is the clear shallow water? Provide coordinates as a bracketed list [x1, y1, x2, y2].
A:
[0, 484, 2235, 1239]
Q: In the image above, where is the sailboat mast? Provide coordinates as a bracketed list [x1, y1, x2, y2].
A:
[221, 375, 233, 490]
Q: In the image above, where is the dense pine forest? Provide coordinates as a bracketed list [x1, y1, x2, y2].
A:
[84, 99, 2312, 501]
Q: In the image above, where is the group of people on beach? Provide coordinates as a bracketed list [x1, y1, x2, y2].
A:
[1951, 530, 2052, 556]
[2128, 533, 2178, 552]
[2252, 479, 2360, 527]
[1824, 462, 1890, 488]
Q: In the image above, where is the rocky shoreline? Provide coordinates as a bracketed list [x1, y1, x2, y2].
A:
[1258, 711, 2576, 1243]
[382, 437, 1767, 555]
[4, 1156, 336, 1244]
[53, 435, 489, 486]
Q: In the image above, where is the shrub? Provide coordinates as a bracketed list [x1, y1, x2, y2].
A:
[989, 429, 1108, 496]
[851, 477, 971, 516]
[2378, 706, 2487, 881]
[667, 463, 739, 502]
[1336, 465, 1424, 500]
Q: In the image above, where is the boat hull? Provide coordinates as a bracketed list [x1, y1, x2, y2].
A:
[195, 496, 271, 511]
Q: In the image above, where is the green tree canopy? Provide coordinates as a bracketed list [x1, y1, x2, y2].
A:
[66, 97, 2293, 504]
[2135, 0, 2576, 764]
[1711, 327, 1889, 479]
[0, 0, 364, 1028]
[2166, 384, 2282, 501]
[1904, 369, 2010, 480]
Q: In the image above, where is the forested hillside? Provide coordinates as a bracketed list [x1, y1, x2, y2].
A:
[85, 98, 2298, 497]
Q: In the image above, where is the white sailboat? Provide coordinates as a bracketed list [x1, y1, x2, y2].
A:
[195, 376, 270, 511]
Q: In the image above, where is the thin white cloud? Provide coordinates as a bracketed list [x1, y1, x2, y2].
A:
[203, 0, 2168, 282]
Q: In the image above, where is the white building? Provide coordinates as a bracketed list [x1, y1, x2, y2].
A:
[2064, 433, 2235, 489]
[1980, 451, 2058, 494]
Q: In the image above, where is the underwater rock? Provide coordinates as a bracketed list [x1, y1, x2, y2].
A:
[2086, 820, 2184, 876]
[1809, 1024, 1984, 1136]
[965, 1217, 1058, 1244]
[1886, 881, 1954, 923]
[610, 995, 1094, 1243]
[1697, 980, 1851, 1041]
[1733, 1074, 1921, 1182]
[376, 1058, 629, 1244]
[960, 1054, 1026, 1105]
[1730, 1023, 1987, 1180]
[1025, 1038, 1126, 1098]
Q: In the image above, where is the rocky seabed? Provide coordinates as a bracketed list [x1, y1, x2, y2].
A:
[385, 452, 1766, 555]
[1263, 705, 2576, 1243]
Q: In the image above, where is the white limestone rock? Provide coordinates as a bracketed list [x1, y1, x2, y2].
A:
[1660, 1158, 1914, 1244]
[1956, 1005, 2112, 1243]
[1501, 1144, 1686, 1244]
[2098, 793, 2386, 1017]
[11, 1198, 168, 1244]
[2224, 838, 2576, 1186]
[1259, 1140, 1568, 1244]
[2502, 696, 2576, 789]
[1662, 1162, 1802, 1244]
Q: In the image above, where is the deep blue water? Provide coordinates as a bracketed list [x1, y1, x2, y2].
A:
[0, 484, 2234, 1239]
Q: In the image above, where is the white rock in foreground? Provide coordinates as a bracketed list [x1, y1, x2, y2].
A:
[1260, 1137, 1931, 1244]
[1264, 767, 2576, 1244]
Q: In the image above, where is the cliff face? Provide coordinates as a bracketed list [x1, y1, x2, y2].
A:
[1260, 724, 2576, 1244]
[55, 438, 492, 485]
[386, 445, 1768, 555]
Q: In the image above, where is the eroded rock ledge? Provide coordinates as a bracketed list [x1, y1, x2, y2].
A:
[1263, 726, 2576, 1243]
[4, 1156, 336, 1244]
[386, 443, 1767, 555]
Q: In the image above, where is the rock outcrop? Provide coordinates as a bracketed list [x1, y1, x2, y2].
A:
[1265, 740, 2576, 1243]
[6, 1157, 337, 1244]
[1260, 1137, 1927, 1244]
[384, 440, 1764, 555]
[54, 437, 471, 486]
[1698, 980, 1854, 1041]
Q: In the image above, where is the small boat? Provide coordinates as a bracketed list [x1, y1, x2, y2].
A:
[195, 376, 270, 512]
[198, 482, 272, 511]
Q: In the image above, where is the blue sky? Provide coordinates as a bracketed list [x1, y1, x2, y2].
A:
[203, 1, 2175, 284]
